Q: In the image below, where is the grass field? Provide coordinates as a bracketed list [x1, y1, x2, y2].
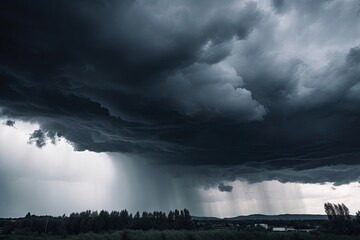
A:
[1, 230, 359, 240]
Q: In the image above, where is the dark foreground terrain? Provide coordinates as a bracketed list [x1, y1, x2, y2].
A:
[1, 230, 360, 240]
[1, 203, 359, 239]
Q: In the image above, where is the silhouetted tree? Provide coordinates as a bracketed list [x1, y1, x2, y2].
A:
[119, 209, 129, 228]
[183, 209, 192, 229]
[168, 210, 174, 229]
[174, 209, 180, 229]
[356, 211, 360, 223]
[324, 202, 352, 234]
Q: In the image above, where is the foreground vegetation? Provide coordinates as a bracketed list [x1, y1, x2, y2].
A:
[1, 203, 360, 239]
[0, 209, 193, 235]
[1, 229, 360, 240]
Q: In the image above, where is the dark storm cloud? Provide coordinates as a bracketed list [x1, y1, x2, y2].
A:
[271, 0, 285, 13]
[4, 119, 15, 127]
[1, 0, 360, 185]
[28, 129, 46, 148]
[27, 128, 61, 147]
[218, 183, 233, 192]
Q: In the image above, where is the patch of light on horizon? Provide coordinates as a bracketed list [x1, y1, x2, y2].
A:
[0, 119, 116, 217]
[198, 180, 360, 218]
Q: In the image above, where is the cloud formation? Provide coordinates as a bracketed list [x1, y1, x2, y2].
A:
[218, 183, 233, 192]
[1, 0, 360, 185]
[28, 129, 46, 148]
[4, 119, 15, 127]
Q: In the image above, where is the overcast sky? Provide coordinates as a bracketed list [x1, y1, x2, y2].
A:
[1, 0, 360, 217]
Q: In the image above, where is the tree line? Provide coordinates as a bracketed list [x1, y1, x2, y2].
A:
[2, 204, 360, 236]
[0, 209, 193, 235]
[324, 202, 360, 234]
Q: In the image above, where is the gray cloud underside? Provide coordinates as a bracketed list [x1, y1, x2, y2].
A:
[1, 0, 360, 185]
[218, 183, 233, 192]
[4, 119, 15, 127]
[172, 164, 360, 189]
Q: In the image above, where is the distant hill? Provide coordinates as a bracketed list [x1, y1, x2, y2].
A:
[192, 214, 328, 221]
[192, 216, 221, 221]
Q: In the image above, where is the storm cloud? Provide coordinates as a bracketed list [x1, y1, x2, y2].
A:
[4, 119, 15, 127]
[218, 183, 233, 192]
[1, 0, 360, 185]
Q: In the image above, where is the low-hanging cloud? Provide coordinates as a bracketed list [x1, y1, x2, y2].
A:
[28, 129, 46, 148]
[4, 119, 15, 127]
[218, 183, 233, 192]
[1, 0, 360, 185]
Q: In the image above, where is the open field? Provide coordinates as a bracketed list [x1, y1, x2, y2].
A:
[1, 230, 360, 240]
